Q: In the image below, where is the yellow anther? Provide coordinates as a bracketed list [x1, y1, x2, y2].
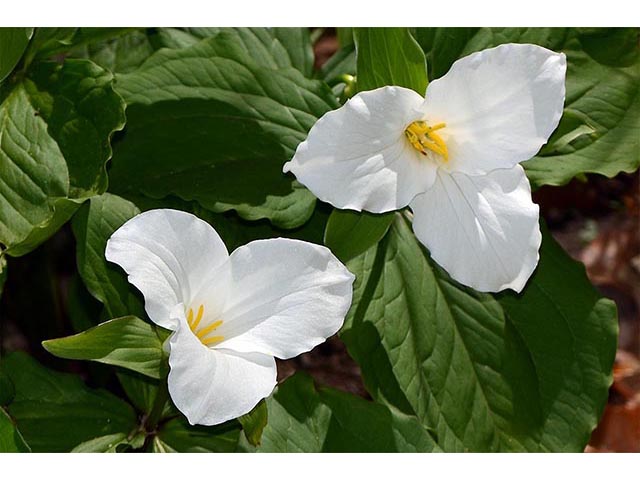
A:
[201, 335, 225, 346]
[186, 305, 224, 346]
[191, 304, 204, 331]
[404, 120, 449, 162]
[196, 319, 223, 340]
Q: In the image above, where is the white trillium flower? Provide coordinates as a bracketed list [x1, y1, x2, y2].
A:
[106, 209, 354, 426]
[284, 43, 567, 293]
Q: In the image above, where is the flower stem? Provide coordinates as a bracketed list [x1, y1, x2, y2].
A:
[145, 379, 169, 432]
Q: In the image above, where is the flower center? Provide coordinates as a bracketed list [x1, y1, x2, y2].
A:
[404, 120, 449, 161]
[187, 304, 224, 346]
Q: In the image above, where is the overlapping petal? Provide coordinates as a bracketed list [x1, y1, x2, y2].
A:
[212, 238, 355, 359]
[423, 43, 566, 175]
[410, 165, 541, 293]
[283, 86, 439, 213]
[105, 209, 229, 329]
[167, 307, 277, 426]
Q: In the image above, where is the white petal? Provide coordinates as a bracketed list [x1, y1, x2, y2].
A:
[167, 310, 276, 426]
[424, 43, 566, 175]
[211, 238, 354, 359]
[283, 86, 438, 213]
[410, 166, 541, 293]
[105, 209, 229, 329]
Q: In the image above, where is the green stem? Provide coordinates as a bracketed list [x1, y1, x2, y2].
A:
[145, 380, 169, 432]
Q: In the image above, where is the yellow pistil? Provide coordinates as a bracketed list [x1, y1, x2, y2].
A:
[404, 120, 449, 161]
[187, 304, 224, 346]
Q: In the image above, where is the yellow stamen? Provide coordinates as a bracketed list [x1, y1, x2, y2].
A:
[186, 304, 225, 346]
[196, 319, 223, 340]
[201, 335, 225, 346]
[404, 120, 449, 162]
[190, 304, 204, 331]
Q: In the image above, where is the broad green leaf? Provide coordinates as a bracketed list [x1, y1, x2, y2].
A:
[354, 28, 428, 93]
[238, 399, 268, 446]
[414, 27, 640, 187]
[26, 28, 134, 61]
[413, 27, 482, 81]
[272, 28, 315, 77]
[71, 432, 129, 453]
[71, 193, 144, 319]
[110, 30, 339, 229]
[26, 60, 126, 197]
[1, 351, 137, 452]
[42, 316, 168, 379]
[324, 209, 395, 263]
[576, 27, 640, 67]
[117, 370, 160, 415]
[7, 197, 82, 258]
[337, 28, 354, 47]
[257, 373, 439, 452]
[0, 28, 33, 83]
[0, 408, 30, 452]
[152, 27, 313, 75]
[341, 215, 617, 452]
[0, 58, 125, 256]
[22, 28, 77, 64]
[152, 417, 241, 453]
[73, 29, 156, 75]
[0, 85, 69, 254]
[496, 228, 618, 450]
[0, 366, 14, 405]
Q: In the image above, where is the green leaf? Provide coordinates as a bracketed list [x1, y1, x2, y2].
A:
[26, 28, 135, 61]
[70, 432, 129, 453]
[0, 58, 125, 256]
[238, 399, 268, 446]
[1, 351, 137, 452]
[271, 28, 315, 77]
[109, 30, 339, 229]
[72, 29, 156, 75]
[0, 408, 30, 452]
[354, 28, 428, 93]
[26, 60, 126, 197]
[414, 27, 640, 187]
[0, 366, 14, 405]
[0, 28, 33, 83]
[71, 193, 144, 319]
[526, 40, 640, 187]
[257, 373, 440, 452]
[413, 27, 482, 81]
[152, 27, 312, 75]
[0, 84, 69, 254]
[324, 209, 395, 263]
[337, 28, 354, 47]
[152, 417, 241, 452]
[341, 215, 617, 452]
[116, 370, 160, 415]
[22, 28, 77, 63]
[42, 316, 168, 379]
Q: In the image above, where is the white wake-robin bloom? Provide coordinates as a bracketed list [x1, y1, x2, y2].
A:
[284, 43, 567, 293]
[106, 209, 354, 426]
